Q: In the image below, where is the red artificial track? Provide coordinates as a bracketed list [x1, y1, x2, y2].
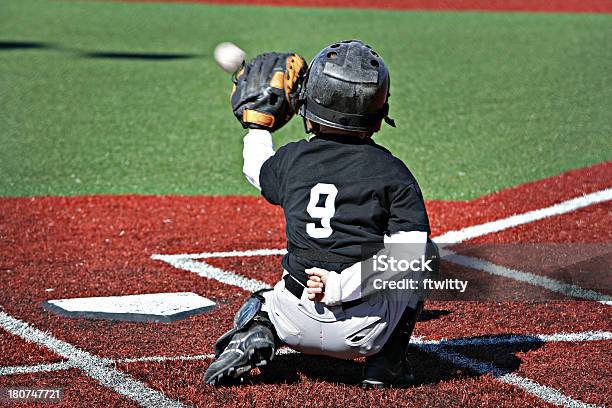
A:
[0, 161, 611, 406]
[513, 342, 612, 407]
[0, 331, 63, 367]
[121, 0, 612, 13]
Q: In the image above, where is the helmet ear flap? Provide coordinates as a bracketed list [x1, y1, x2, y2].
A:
[299, 64, 313, 135]
[297, 64, 312, 111]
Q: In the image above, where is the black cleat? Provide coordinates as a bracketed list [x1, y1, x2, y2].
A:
[204, 323, 276, 385]
[362, 303, 423, 389]
[361, 353, 414, 389]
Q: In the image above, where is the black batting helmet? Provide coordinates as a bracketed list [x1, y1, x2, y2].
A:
[299, 39, 394, 133]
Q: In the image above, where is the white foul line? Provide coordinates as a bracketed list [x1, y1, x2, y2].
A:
[155, 248, 287, 261]
[414, 330, 612, 347]
[3, 329, 609, 367]
[434, 188, 612, 245]
[0, 361, 72, 376]
[431, 189, 612, 302]
[441, 249, 612, 302]
[114, 354, 215, 364]
[414, 344, 599, 408]
[0, 310, 188, 408]
[151, 255, 271, 293]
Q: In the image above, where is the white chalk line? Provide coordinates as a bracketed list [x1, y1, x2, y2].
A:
[432, 188, 611, 302]
[414, 345, 599, 408]
[498, 373, 597, 408]
[414, 330, 612, 347]
[151, 255, 271, 293]
[434, 188, 612, 245]
[3, 329, 609, 369]
[4, 330, 610, 374]
[155, 248, 287, 261]
[0, 361, 72, 376]
[0, 311, 188, 408]
[1, 331, 606, 407]
[440, 249, 612, 302]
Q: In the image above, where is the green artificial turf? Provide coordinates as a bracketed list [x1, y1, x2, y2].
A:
[1, 0, 610, 199]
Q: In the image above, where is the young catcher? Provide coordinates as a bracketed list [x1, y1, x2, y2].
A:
[204, 40, 438, 388]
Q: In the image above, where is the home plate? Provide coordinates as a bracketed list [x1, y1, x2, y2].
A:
[43, 292, 216, 323]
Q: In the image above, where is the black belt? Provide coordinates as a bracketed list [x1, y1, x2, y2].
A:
[283, 274, 307, 299]
[283, 274, 364, 309]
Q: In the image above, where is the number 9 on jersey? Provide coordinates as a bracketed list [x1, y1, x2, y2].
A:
[306, 183, 338, 239]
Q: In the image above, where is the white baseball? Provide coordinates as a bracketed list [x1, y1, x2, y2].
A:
[214, 42, 246, 73]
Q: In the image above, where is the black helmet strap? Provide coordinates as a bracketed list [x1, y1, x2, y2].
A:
[383, 107, 396, 127]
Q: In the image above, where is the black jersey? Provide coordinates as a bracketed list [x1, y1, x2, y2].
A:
[259, 133, 430, 284]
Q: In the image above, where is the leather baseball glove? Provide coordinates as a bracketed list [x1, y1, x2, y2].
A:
[231, 52, 307, 132]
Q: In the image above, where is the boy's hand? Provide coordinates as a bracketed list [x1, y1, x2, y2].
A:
[231, 52, 307, 132]
[306, 267, 330, 302]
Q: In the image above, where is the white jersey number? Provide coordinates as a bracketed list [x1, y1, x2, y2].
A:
[306, 183, 338, 239]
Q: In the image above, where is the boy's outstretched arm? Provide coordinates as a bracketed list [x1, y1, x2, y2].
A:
[242, 129, 275, 191]
[228, 52, 306, 190]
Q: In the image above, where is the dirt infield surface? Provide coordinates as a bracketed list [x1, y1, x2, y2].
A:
[123, 0, 612, 13]
[0, 162, 610, 406]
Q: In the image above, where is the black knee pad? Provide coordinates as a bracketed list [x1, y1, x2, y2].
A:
[214, 289, 276, 356]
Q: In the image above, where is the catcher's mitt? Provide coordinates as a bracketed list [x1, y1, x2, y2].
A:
[231, 52, 307, 132]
